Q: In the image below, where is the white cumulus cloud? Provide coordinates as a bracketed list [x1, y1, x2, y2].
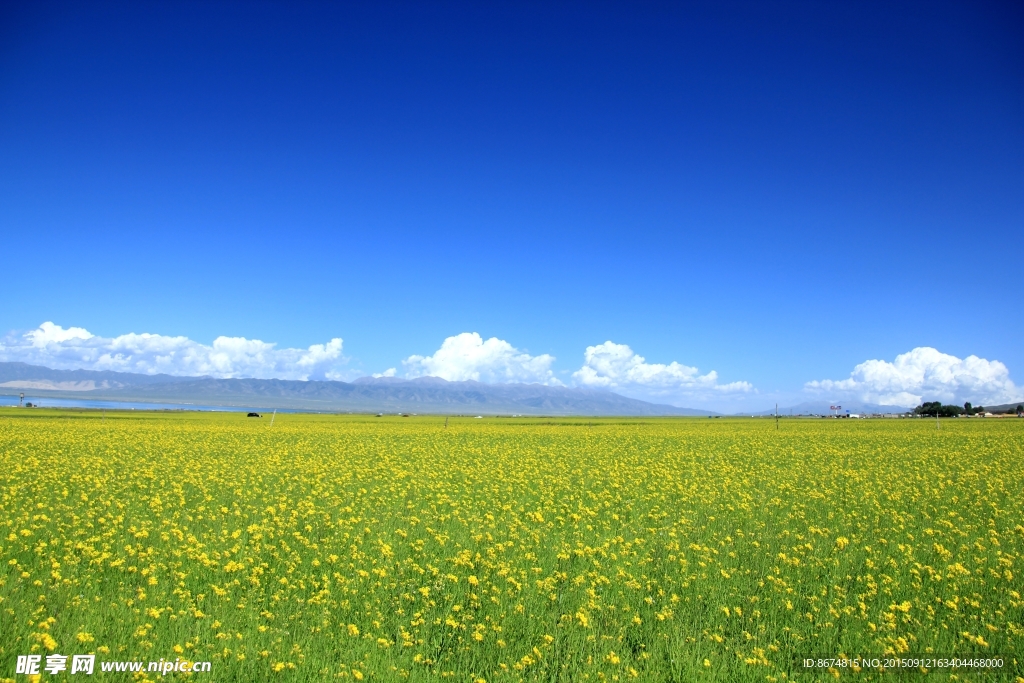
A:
[402, 332, 559, 384]
[805, 347, 1021, 407]
[0, 322, 350, 381]
[572, 341, 754, 404]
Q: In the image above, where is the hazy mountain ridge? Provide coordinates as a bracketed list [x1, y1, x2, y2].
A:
[746, 400, 913, 416]
[761, 399, 1024, 416]
[0, 362, 201, 387]
[979, 401, 1024, 414]
[0, 362, 713, 415]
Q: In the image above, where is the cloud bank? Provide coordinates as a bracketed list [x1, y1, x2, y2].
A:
[402, 332, 559, 384]
[6, 324, 1019, 412]
[806, 347, 1020, 407]
[0, 322, 349, 381]
[6, 325, 753, 407]
[572, 341, 754, 404]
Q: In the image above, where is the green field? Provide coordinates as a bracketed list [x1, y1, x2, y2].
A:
[1, 410, 1021, 681]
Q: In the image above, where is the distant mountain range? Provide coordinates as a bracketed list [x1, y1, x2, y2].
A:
[748, 400, 913, 416]
[0, 362, 714, 416]
[760, 399, 1024, 416]
[0, 363, 198, 390]
[977, 401, 1024, 414]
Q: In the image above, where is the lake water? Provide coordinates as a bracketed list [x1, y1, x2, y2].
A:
[0, 395, 268, 412]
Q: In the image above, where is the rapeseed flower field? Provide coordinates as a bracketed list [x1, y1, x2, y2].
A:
[1, 410, 1021, 681]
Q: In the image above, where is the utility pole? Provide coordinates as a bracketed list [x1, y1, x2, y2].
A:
[775, 403, 779, 430]
[270, 409, 277, 426]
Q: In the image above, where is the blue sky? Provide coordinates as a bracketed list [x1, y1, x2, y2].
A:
[1, 1, 1022, 412]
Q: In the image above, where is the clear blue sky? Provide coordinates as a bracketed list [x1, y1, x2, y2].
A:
[1, 1, 1021, 411]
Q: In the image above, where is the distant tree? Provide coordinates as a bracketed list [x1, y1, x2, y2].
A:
[1017, 405, 1023, 417]
[963, 402, 972, 414]
[914, 401, 962, 417]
